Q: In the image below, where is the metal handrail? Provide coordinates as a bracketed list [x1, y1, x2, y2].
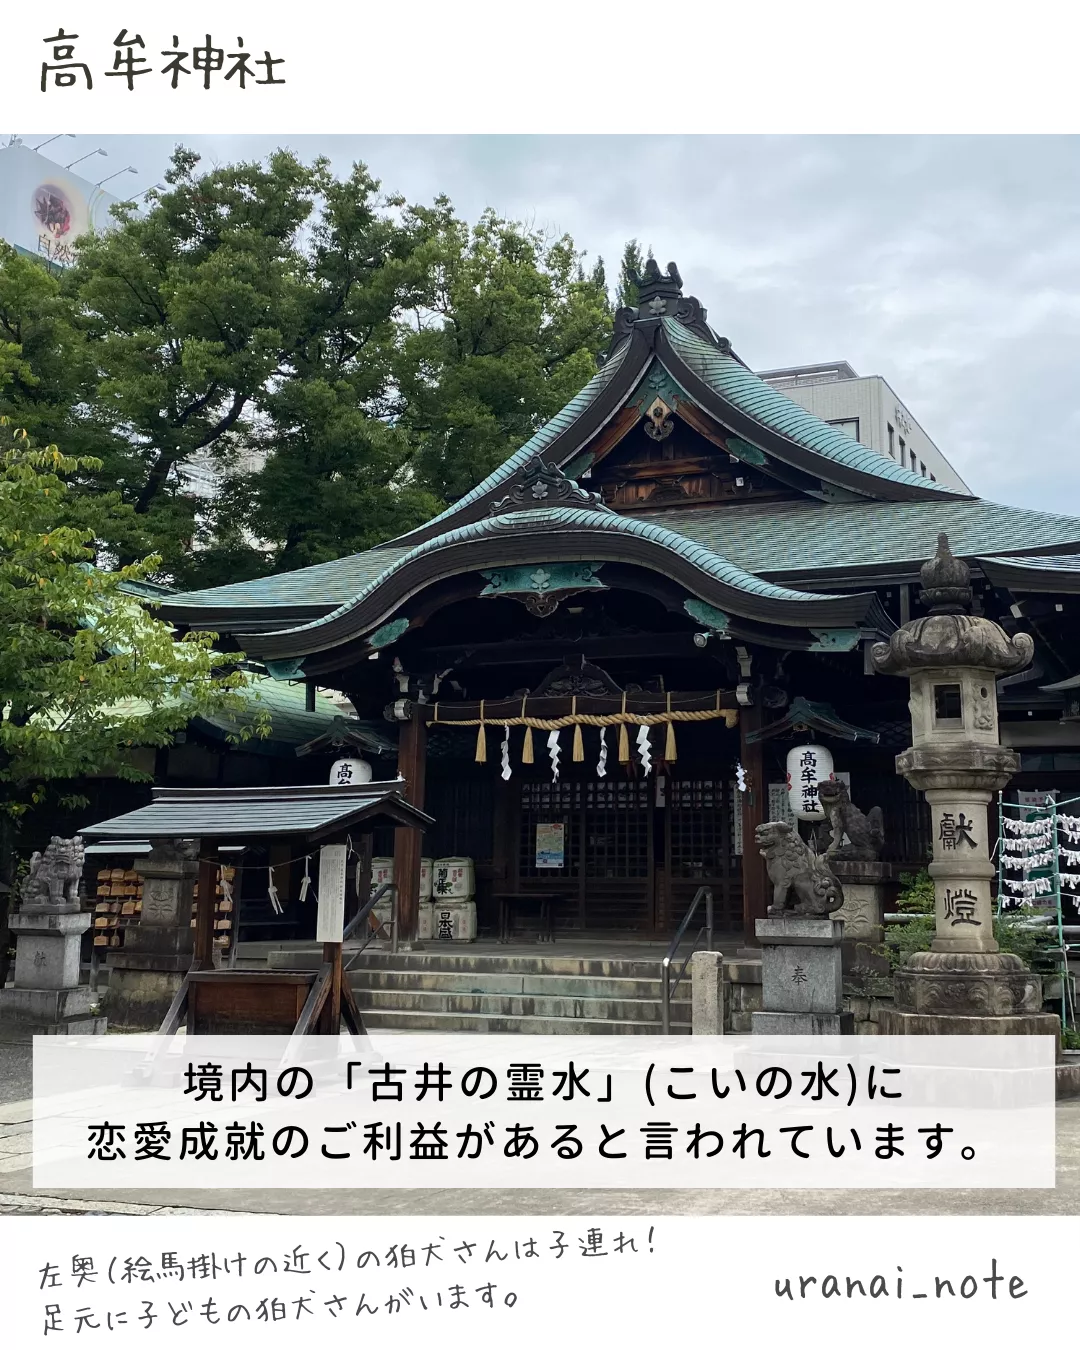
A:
[343, 881, 394, 970]
[660, 885, 714, 1034]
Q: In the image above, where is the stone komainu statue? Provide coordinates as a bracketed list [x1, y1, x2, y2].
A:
[755, 820, 844, 917]
[19, 835, 85, 908]
[814, 779, 885, 863]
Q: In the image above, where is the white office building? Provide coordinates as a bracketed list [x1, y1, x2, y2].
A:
[756, 361, 970, 493]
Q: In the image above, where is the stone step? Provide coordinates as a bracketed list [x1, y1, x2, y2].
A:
[350, 968, 679, 999]
[353, 988, 688, 1022]
[357, 1008, 691, 1035]
[270, 947, 670, 980]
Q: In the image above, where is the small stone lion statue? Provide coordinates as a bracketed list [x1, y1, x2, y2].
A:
[19, 835, 85, 909]
[755, 820, 844, 917]
[814, 779, 884, 863]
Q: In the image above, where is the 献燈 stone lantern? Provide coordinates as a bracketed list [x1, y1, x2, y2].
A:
[871, 534, 1059, 1037]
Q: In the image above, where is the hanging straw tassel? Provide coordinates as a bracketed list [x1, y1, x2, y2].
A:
[475, 700, 487, 763]
[521, 697, 534, 763]
[664, 693, 677, 762]
[618, 692, 630, 762]
[572, 696, 584, 761]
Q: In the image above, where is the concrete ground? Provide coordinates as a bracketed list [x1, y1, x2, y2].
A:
[2, 1089, 1078, 1218]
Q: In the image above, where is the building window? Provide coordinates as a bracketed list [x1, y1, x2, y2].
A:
[919, 460, 926, 478]
[888, 424, 895, 458]
[827, 417, 860, 441]
[930, 472, 937, 482]
[909, 450, 917, 472]
[898, 435, 906, 464]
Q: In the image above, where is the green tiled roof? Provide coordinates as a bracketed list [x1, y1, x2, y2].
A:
[662, 318, 958, 496]
[167, 545, 413, 613]
[643, 499, 1080, 578]
[194, 678, 345, 749]
[980, 553, 1080, 573]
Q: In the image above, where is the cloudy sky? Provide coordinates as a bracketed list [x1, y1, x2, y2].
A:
[13, 133, 1080, 516]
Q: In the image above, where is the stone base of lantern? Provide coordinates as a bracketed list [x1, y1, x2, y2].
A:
[0, 907, 107, 1040]
[880, 950, 1061, 1045]
[830, 860, 895, 977]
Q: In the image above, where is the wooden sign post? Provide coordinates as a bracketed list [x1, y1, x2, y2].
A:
[316, 844, 347, 1034]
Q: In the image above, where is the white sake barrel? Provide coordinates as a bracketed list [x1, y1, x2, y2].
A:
[431, 899, 477, 942]
[370, 858, 394, 894]
[432, 857, 475, 899]
[419, 857, 433, 900]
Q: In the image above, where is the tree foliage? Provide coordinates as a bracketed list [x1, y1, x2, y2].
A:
[0, 424, 262, 817]
[0, 150, 616, 586]
[616, 239, 647, 310]
[398, 207, 612, 503]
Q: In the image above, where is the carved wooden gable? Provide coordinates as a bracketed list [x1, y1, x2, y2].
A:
[587, 408, 800, 512]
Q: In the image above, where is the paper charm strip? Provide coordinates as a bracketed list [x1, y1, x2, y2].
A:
[597, 726, 608, 778]
[547, 729, 561, 782]
[636, 723, 652, 776]
[267, 865, 283, 915]
[500, 724, 512, 781]
[298, 855, 312, 904]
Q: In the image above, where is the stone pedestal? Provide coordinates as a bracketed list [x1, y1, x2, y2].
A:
[0, 906, 106, 1039]
[690, 951, 726, 1035]
[831, 860, 894, 977]
[104, 842, 197, 1030]
[879, 950, 1061, 1038]
[751, 917, 854, 1035]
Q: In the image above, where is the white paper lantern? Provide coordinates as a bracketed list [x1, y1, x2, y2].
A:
[329, 756, 372, 786]
[786, 744, 834, 820]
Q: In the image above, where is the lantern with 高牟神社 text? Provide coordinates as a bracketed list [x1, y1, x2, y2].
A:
[786, 744, 834, 820]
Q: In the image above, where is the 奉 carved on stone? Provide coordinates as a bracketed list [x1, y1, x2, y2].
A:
[755, 821, 844, 917]
[19, 836, 85, 909]
[815, 779, 885, 862]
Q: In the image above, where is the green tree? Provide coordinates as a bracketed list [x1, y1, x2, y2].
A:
[0, 244, 133, 517]
[0, 425, 263, 973]
[63, 148, 439, 586]
[616, 238, 647, 310]
[399, 207, 613, 503]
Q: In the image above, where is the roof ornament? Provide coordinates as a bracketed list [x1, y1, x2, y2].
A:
[871, 533, 1034, 676]
[488, 455, 613, 517]
[606, 258, 717, 356]
[919, 532, 972, 614]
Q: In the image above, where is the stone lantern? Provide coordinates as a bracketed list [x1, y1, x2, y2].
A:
[872, 534, 1059, 1036]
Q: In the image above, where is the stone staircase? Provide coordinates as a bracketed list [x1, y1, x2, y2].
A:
[266, 947, 690, 1033]
[350, 951, 690, 1033]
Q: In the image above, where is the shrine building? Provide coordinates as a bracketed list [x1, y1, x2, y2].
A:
[157, 262, 1080, 954]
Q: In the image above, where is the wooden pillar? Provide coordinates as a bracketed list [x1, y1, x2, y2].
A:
[739, 707, 769, 946]
[320, 941, 343, 1034]
[394, 712, 428, 945]
[194, 847, 218, 969]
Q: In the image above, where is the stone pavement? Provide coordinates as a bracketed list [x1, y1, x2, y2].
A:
[1, 1092, 1078, 1218]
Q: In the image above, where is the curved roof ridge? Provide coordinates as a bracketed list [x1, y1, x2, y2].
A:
[253, 505, 854, 646]
[661, 317, 965, 499]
